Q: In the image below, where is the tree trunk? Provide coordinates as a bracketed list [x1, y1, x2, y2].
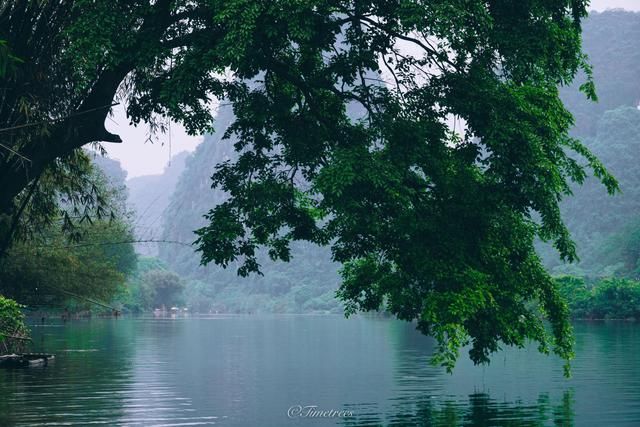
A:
[0, 67, 129, 253]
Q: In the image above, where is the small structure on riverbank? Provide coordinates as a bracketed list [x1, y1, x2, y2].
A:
[1, 296, 54, 368]
[0, 353, 54, 368]
[0, 328, 29, 354]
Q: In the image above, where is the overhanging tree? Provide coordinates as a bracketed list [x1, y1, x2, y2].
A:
[0, 0, 225, 240]
[0, 1, 617, 373]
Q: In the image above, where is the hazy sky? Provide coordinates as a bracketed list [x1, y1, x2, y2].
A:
[590, 0, 640, 11]
[104, 105, 203, 179]
[104, 0, 640, 179]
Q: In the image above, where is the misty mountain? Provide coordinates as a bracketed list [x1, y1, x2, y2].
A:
[92, 155, 128, 188]
[560, 10, 640, 136]
[126, 151, 189, 255]
[158, 106, 341, 313]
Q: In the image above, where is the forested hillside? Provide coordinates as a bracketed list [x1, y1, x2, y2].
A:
[542, 11, 640, 279]
[560, 11, 640, 136]
[546, 107, 640, 276]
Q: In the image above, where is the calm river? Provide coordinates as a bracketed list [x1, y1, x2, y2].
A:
[0, 316, 638, 426]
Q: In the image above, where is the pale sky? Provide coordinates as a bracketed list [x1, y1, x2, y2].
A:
[590, 0, 640, 11]
[104, 105, 203, 179]
[104, 0, 640, 179]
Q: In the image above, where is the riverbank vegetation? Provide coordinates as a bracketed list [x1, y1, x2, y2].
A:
[0, 220, 136, 309]
[556, 277, 640, 320]
[0, 156, 137, 317]
[115, 257, 184, 313]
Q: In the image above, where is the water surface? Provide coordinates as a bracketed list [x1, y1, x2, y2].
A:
[0, 316, 638, 426]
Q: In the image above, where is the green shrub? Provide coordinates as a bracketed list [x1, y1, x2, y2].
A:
[0, 295, 29, 354]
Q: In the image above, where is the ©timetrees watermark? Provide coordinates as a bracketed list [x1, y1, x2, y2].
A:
[287, 405, 353, 419]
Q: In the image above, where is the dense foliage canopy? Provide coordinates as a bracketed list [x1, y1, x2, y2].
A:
[192, 1, 615, 372]
[0, 1, 620, 372]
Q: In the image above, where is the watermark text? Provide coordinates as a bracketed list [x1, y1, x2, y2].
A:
[287, 405, 353, 419]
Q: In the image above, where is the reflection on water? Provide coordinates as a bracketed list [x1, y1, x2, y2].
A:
[343, 390, 574, 426]
[0, 316, 638, 426]
[340, 319, 577, 426]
